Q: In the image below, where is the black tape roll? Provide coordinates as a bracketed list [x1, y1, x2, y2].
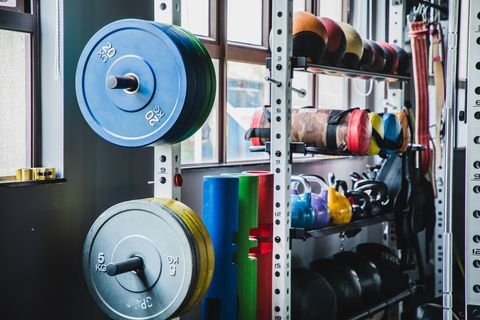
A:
[333, 251, 383, 307]
[292, 268, 337, 320]
[310, 258, 363, 317]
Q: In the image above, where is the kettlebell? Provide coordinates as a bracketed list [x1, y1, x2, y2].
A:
[327, 174, 352, 225]
[301, 174, 330, 228]
[336, 179, 371, 220]
[291, 175, 315, 229]
[353, 180, 389, 216]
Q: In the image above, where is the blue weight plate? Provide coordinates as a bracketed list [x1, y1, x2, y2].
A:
[75, 19, 195, 147]
[177, 27, 217, 138]
[171, 26, 216, 142]
[148, 22, 207, 143]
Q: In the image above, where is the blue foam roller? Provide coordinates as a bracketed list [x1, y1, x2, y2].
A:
[202, 176, 239, 320]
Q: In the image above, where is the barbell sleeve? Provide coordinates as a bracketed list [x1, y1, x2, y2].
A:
[107, 75, 139, 91]
[106, 256, 144, 276]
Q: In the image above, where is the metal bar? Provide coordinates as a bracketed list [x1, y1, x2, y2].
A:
[442, 0, 460, 318]
[464, 0, 480, 317]
[270, 0, 293, 318]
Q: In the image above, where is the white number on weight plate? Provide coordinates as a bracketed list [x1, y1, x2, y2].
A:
[145, 106, 165, 127]
[97, 42, 116, 63]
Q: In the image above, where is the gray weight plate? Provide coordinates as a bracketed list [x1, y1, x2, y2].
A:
[83, 199, 197, 320]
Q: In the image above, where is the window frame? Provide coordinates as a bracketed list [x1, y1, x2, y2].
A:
[188, 0, 350, 166]
[0, 0, 40, 178]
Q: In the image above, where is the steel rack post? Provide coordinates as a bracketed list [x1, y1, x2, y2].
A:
[464, 0, 480, 318]
[442, 0, 460, 318]
[387, 0, 406, 110]
[269, 0, 293, 319]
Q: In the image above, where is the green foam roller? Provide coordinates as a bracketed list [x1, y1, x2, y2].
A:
[223, 173, 258, 320]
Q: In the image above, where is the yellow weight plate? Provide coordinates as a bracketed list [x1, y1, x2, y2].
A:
[150, 198, 214, 314]
[16, 168, 33, 181]
[32, 167, 56, 180]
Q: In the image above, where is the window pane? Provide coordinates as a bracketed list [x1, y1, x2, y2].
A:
[293, 0, 306, 12]
[0, 0, 17, 8]
[292, 72, 313, 107]
[181, 59, 219, 163]
[227, 0, 262, 45]
[227, 61, 269, 162]
[316, 75, 347, 107]
[0, 29, 31, 177]
[181, 0, 209, 37]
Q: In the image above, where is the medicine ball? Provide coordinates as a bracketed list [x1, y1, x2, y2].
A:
[293, 11, 328, 63]
[337, 22, 364, 69]
[310, 258, 363, 317]
[355, 243, 409, 298]
[367, 40, 386, 73]
[318, 17, 346, 66]
[377, 41, 399, 74]
[358, 40, 375, 71]
[333, 251, 383, 307]
[292, 268, 337, 320]
[392, 44, 409, 75]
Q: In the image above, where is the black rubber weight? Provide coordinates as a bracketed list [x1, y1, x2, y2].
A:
[292, 268, 337, 320]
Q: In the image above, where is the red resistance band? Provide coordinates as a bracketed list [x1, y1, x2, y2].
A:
[409, 21, 431, 175]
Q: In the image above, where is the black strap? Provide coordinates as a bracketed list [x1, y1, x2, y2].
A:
[326, 109, 354, 150]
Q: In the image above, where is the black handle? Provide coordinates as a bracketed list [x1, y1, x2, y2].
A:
[106, 256, 144, 276]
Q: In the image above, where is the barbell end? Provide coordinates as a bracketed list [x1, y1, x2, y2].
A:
[106, 256, 144, 276]
[107, 75, 139, 91]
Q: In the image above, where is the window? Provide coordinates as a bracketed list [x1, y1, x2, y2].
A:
[0, 0, 39, 178]
[155, 0, 348, 165]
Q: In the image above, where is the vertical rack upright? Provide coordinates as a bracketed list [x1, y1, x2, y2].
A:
[464, 0, 480, 318]
[153, 4, 183, 202]
[269, 0, 293, 319]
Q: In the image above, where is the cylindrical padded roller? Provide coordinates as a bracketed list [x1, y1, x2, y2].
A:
[337, 22, 364, 69]
[293, 11, 328, 63]
[222, 173, 258, 320]
[318, 17, 346, 66]
[242, 170, 273, 320]
[292, 268, 337, 320]
[202, 176, 239, 320]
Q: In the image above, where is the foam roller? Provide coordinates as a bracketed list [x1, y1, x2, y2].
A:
[243, 171, 273, 320]
[246, 107, 372, 155]
[202, 176, 239, 320]
[223, 173, 259, 320]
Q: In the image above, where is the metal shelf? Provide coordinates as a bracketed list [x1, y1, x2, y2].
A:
[291, 213, 394, 240]
[347, 286, 416, 320]
[266, 57, 411, 81]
